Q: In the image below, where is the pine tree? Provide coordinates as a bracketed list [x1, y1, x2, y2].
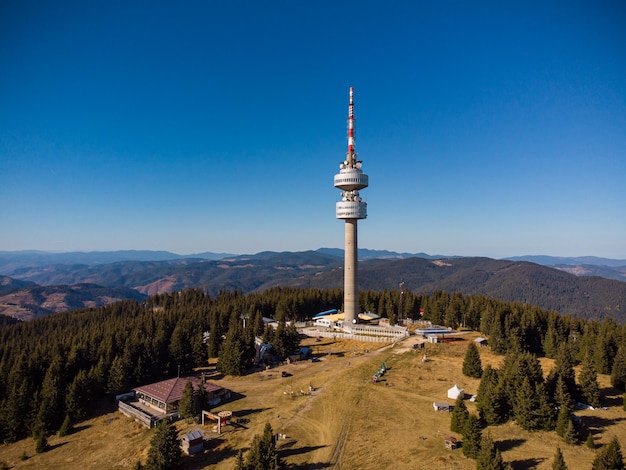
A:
[144, 420, 182, 470]
[514, 377, 555, 431]
[244, 422, 282, 470]
[58, 414, 73, 437]
[611, 346, 626, 391]
[178, 380, 195, 421]
[450, 394, 469, 433]
[552, 447, 568, 470]
[592, 436, 625, 470]
[463, 342, 483, 378]
[561, 417, 578, 445]
[234, 450, 245, 470]
[37, 357, 66, 433]
[555, 405, 569, 438]
[579, 355, 601, 408]
[218, 329, 245, 376]
[476, 365, 506, 425]
[586, 432, 596, 449]
[476, 433, 509, 470]
[34, 428, 48, 453]
[462, 414, 483, 459]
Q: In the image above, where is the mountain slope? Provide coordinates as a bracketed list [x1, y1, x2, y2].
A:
[0, 282, 146, 320]
[0, 252, 624, 322]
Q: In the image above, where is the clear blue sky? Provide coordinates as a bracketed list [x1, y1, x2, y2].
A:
[1, 1, 625, 258]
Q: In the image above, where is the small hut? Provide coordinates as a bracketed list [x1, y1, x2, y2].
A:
[444, 436, 458, 449]
[447, 384, 464, 401]
[182, 430, 204, 455]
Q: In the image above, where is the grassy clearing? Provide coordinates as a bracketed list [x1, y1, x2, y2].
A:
[0, 334, 624, 469]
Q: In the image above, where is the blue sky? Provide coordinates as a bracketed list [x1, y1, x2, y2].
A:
[1, 1, 625, 258]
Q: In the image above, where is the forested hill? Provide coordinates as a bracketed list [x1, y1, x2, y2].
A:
[0, 253, 624, 322]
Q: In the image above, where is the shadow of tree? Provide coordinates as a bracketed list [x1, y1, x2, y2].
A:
[182, 442, 240, 470]
[600, 386, 624, 408]
[45, 441, 68, 452]
[234, 407, 269, 418]
[509, 457, 545, 469]
[279, 444, 327, 458]
[68, 424, 91, 435]
[496, 438, 526, 452]
[580, 414, 625, 435]
[285, 462, 332, 470]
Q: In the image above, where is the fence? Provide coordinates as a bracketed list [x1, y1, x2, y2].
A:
[298, 328, 407, 343]
[118, 400, 157, 428]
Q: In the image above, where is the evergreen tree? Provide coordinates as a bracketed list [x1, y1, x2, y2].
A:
[144, 420, 182, 470]
[463, 342, 483, 378]
[476, 433, 509, 470]
[553, 374, 572, 409]
[552, 447, 568, 470]
[555, 405, 572, 438]
[218, 328, 245, 376]
[514, 377, 555, 431]
[178, 380, 195, 421]
[37, 357, 66, 433]
[34, 428, 48, 453]
[66, 369, 91, 421]
[244, 422, 282, 470]
[58, 414, 73, 437]
[579, 355, 601, 408]
[462, 414, 483, 459]
[234, 450, 245, 470]
[592, 437, 625, 470]
[611, 346, 626, 391]
[107, 354, 131, 395]
[450, 394, 469, 433]
[586, 433, 596, 450]
[561, 417, 578, 445]
[476, 366, 506, 425]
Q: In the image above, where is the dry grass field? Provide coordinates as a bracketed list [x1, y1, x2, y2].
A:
[1, 334, 624, 469]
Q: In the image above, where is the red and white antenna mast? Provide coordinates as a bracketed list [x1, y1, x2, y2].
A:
[347, 86, 356, 163]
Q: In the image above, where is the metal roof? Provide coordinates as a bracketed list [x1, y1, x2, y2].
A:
[134, 376, 225, 404]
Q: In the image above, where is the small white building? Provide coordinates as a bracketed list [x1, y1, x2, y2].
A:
[447, 384, 464, 401]
[182, 430, 204, 455]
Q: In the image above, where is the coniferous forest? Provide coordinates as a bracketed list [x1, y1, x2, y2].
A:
[0, 287, 625, 447]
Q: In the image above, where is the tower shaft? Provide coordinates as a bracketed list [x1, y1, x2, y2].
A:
[344, 220, 358, 324]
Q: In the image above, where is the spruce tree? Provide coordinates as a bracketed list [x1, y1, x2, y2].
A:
[611, 346, 626, 391]
[462, 414, 483, 459]
[34, 428, 48, 454]
[552, 447, 568, 470]
[561, 417, 578, 445]
[586, 432, 596, 449]
[476, 365, 506, 425]
[178, 380, 195, 421]
[476, 433, 509, 470]
[592, 436, 625, 470]
[514, 377, 555, 431]
[58, 414, 73, 437]
[463, 342, 483, 378]
[450, 394, 469, 433]
[244, 422, 282, 470]
[579, 355, 601, 408]
[218, 329, 245, 376]
[144, 420, 182, 470]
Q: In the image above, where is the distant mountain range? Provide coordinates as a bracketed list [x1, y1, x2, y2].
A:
[0, 249, 624, 322]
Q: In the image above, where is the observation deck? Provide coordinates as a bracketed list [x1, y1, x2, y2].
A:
[334, 166, 369, 191]
[336, 200, 367, 219]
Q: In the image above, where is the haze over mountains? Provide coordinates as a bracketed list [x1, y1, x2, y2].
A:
[0, 249, 624, 322]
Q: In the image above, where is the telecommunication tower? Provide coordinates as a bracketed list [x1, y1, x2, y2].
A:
[334, 87, 368, 326]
